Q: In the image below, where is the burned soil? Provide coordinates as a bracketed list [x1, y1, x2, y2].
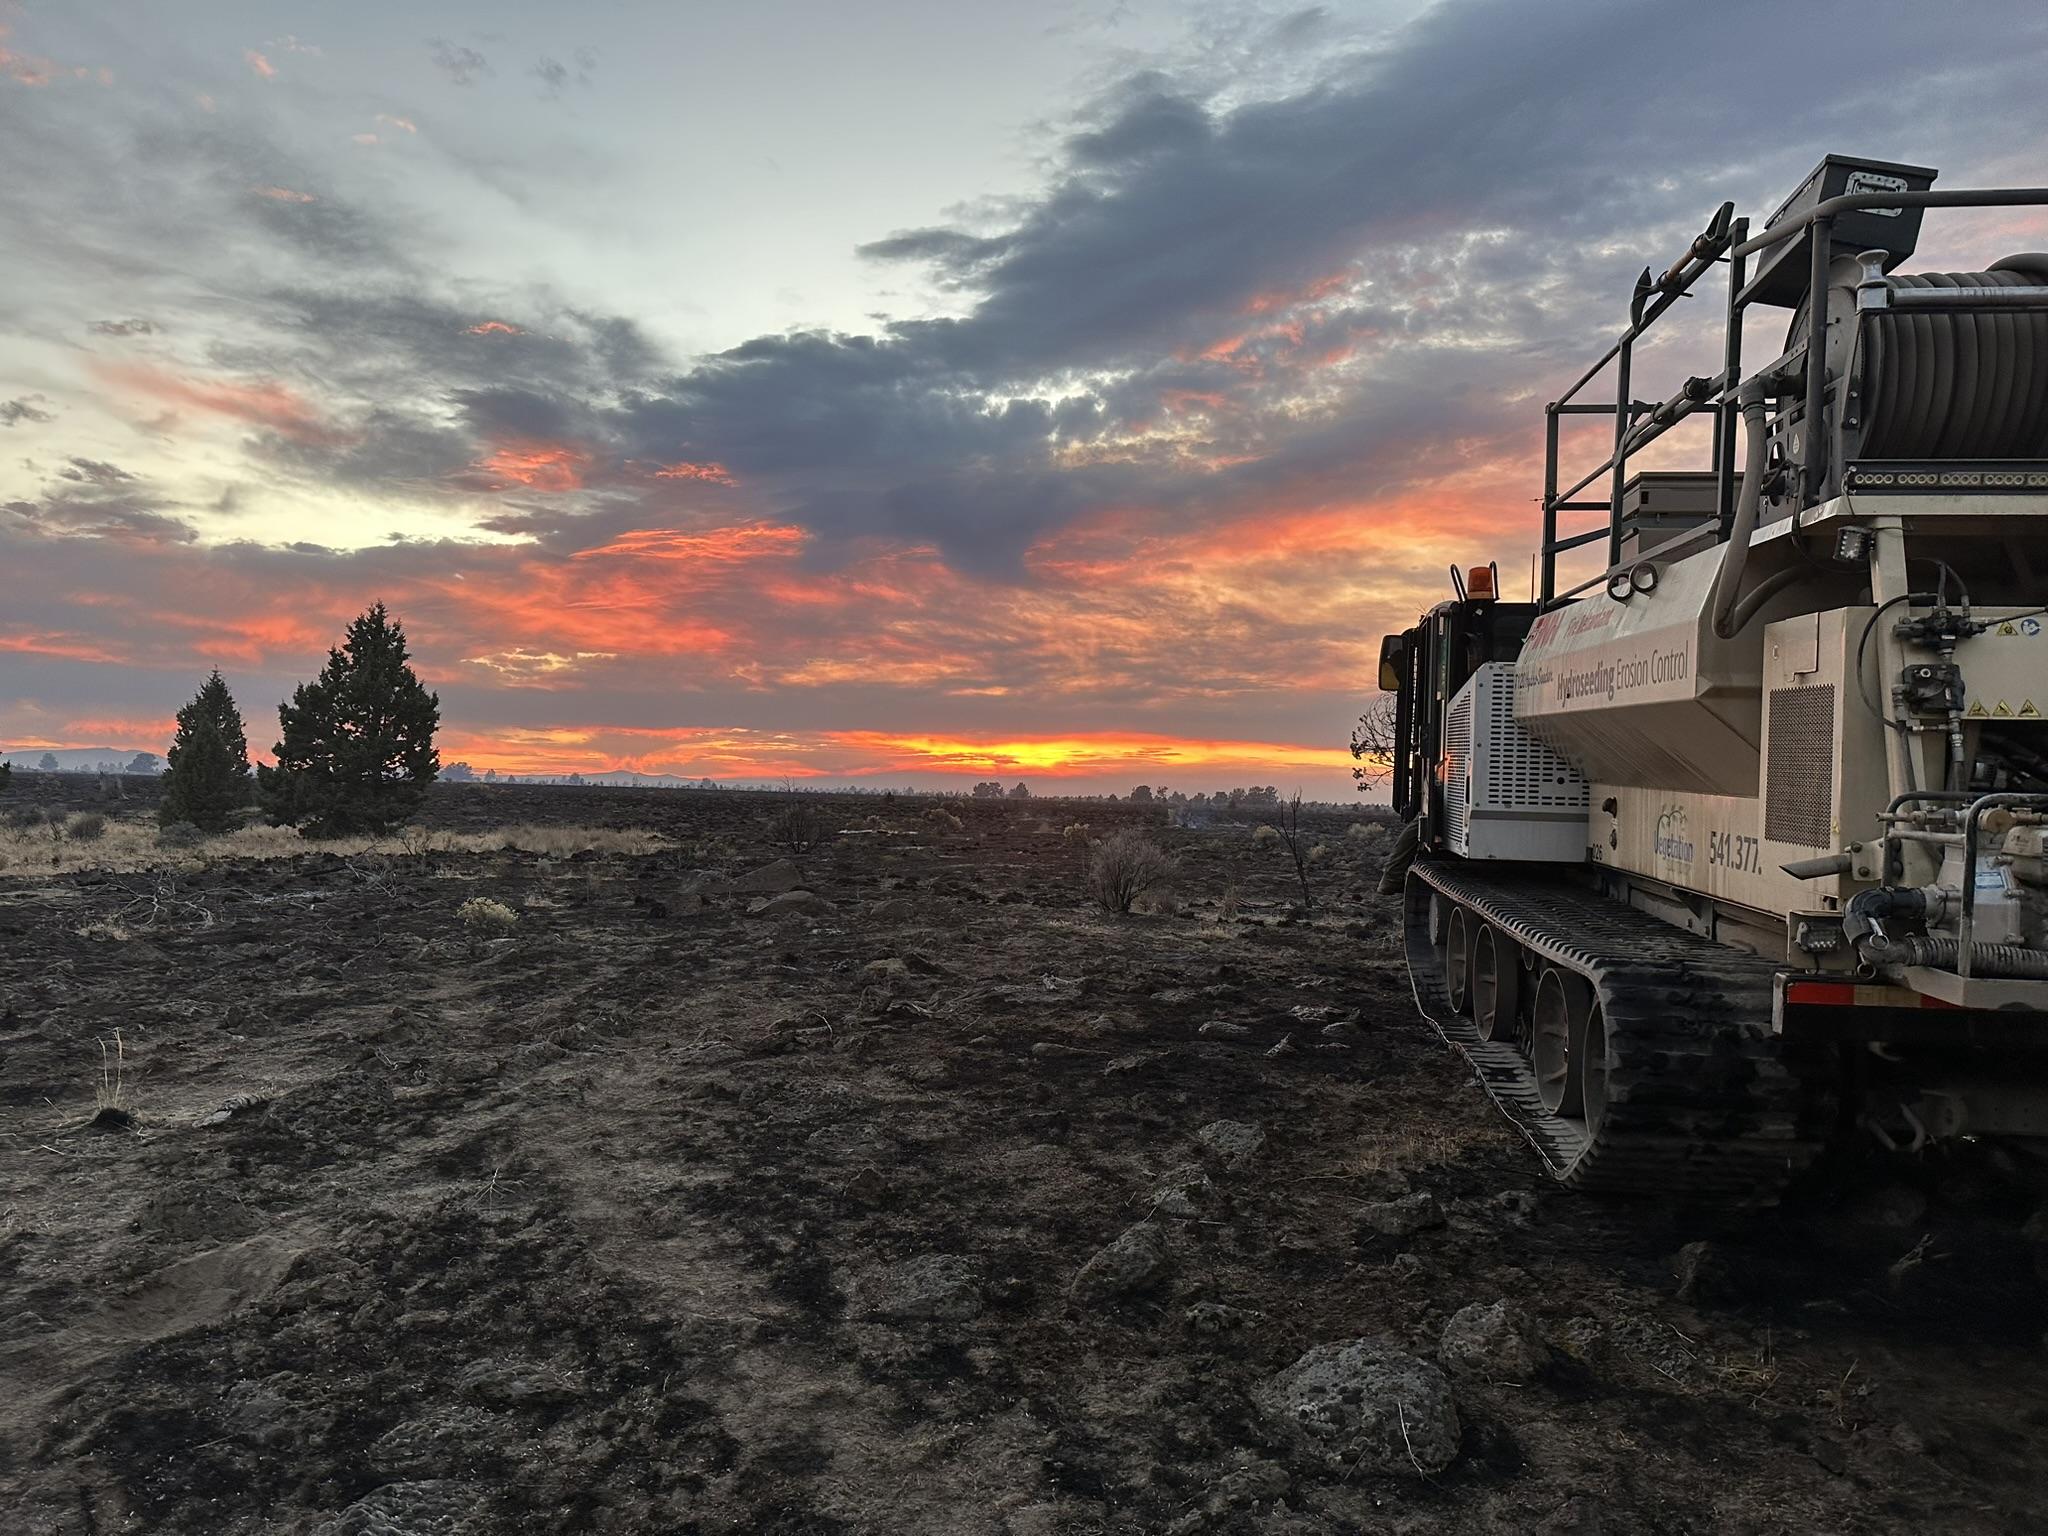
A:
[4, 785, 2047, 1534]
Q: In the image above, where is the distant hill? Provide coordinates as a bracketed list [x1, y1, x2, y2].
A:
[2, 747, 164, 773]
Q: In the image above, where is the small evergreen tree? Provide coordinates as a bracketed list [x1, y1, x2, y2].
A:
[160, 671, 252, 833]
[258, 604, 441, 837]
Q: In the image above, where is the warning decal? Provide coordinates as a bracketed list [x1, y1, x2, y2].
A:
[2023, 700, 2042, 719]
[1994, 700, 2015, 718]
[1967, 701, 1990, 717]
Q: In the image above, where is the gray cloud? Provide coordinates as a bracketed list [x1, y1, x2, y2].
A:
[87, 318, 158, 337]
[429, 39, 491, 86]
[1, 396, 54, 427]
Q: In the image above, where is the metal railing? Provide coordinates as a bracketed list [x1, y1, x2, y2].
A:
[1539, 184, 2048, 607]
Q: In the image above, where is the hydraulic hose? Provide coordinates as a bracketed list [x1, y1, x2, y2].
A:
[1873, 936, 2048, 979]
[1708, 379, 1772, 640]
[1857, 256, 2048, 459]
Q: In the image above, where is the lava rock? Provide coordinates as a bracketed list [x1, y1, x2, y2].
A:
[1152, 1163, 1214, 1217]
[869, 898, 915, 922]
[1438, 1299, 1551, 1382]
[455, 1358, 583, 1409]
[1357, 1192, 1445, 1238]
[1196, 1119, 1266, 1168]
[729, 858, 804, 894]
[748, 890, 835, 920]
[855, 1254, 983, 1321]
[1069, 1222, 1171, 1308]
[309, 1480, 480, 1536]
[1198, 1020, 1253, 1040]
[1254, 1336, 1461, 1476]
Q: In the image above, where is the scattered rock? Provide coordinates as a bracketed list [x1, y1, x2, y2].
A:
[310, 1480, 480, 1536]
[455, 1358, 583, 1410]
[855, 1254, 983, 1321]
[1673, 1239, 1739, 1304]
[1070, 1223, 1171, 1308]
[1030, 1042, 1100, 1059]
[1254, 1336, 1461, 1476]
[1534, 1495, 1605, 1535]
[868, 898, 915, 922]
[863, 957, 910, 979]
[729, 858, 804, 894]
[1319, 1020, 1357, 1038]
[1438, 1299, 1551, 1381]
[1850, 1183, 1928, 1232]
[748, 890, 835, 920]
[1196, 1120, 1266, 1168]
[1358, 1192, 1445, 1238]
[1264, 1032, 1297, 1058]
[1184, 1301, 1254, 1335]
[1197, 1020, 1253, 1040]
[1151, 1163, 1214, 1217]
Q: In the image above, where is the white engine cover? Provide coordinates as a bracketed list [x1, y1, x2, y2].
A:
[1445, 663, 1591, 862]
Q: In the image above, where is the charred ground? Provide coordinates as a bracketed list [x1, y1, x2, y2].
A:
[2, 782, 2045, 1534]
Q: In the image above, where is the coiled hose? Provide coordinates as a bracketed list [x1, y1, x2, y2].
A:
[1872, 935, 2048, 979]
[1712, 254, 2048, 639]
[1859, 256, 2048, 458]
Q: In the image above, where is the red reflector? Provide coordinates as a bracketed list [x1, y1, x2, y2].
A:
[1784, 979, 1960, 1010]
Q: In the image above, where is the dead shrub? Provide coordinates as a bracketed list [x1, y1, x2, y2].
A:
[1086, 826, 1177, 915]
[1252, 824, 1281, 848]
[67, 812, 108, 843]
[924, 807, 963, 832]
[1062, 822, 1091, 844]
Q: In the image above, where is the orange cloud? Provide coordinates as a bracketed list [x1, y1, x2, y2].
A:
[253, 185, 316, 203]
[1242, 267, 1355, 316]
[0, 631, 127, 664]
[652, 460, 736, 485]
[471, 438, 592, 492]
[376, 113, 418, 134]
[466, 320, 522, 336]
[245, 48, 276, 78]
[93, 361, 344, 445]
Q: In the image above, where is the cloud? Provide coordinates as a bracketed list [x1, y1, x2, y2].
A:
[252, 184, 317, 202]
[531, 49, 594, 98]
[376, 113, 418, 134]
[88, 317, 158, 336]
[243, 49, 276, 79]
[429, 39, 490, 86]
[92, 362, 346, 446]
[1, 395, 54, 427]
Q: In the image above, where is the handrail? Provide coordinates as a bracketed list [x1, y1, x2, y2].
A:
[1730, 187, 2048, 260]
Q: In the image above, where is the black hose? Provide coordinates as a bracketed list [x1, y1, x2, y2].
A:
[1859, 260, 2048, 459]
[1876, 936, 2048, 979]
[1709, 382, 1773, 640]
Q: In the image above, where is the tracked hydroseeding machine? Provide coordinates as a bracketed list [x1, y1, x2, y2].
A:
[1380, 156, 2048, 1192]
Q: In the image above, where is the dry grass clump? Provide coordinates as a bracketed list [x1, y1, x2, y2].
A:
[1062, 822, 1091, 844]
[459, 896, 520, 935]
[1086, 826, 1177, 915]
[923, 807, 963, 832]
[1346, 821, 1387, 842]
[0, 817, 667, 876]
[1252, 824, 1281, 847]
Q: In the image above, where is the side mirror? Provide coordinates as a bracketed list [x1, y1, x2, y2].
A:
[1378, 635, 1405, 692]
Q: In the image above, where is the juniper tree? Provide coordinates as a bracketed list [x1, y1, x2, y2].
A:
[158, 671, 252, 832]
[258, 603, 441, 837]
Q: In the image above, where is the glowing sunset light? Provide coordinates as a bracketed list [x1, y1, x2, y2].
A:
[93, 361, 343, 444]
[651, 460, 736, 485]
[471, 438, 592, 492]
[12, 6, 2039, 801]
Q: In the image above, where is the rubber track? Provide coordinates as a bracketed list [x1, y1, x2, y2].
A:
[1405, 860, 1820, 1196]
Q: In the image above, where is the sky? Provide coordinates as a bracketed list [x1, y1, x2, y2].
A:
[4, 0, 2047, 796]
